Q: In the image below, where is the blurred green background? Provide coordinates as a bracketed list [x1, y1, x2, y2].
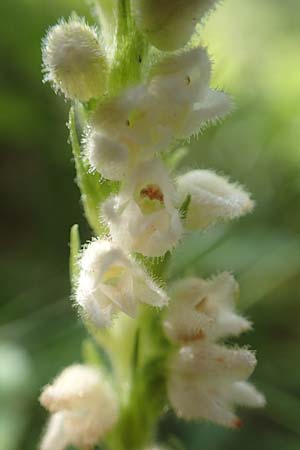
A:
[1, 0, 300, 449]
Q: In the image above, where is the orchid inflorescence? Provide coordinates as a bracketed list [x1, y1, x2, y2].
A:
[39, 1, 265, 449]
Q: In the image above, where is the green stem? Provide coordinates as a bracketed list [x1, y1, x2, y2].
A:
[108, 0, 148, 94]
[105, 306, 170, 450]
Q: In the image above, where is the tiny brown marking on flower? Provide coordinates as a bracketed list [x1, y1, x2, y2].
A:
[140, 184, 164, 203]
[216, 356, 225, 363]
[180, 330, 205, 342]
[195, 297, 208, 311]
[233, 418, 243, 429]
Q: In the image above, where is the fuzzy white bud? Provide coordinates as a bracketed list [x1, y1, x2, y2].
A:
[102, 159, 183, 257]
[39, 364, 118, 450]
[76, 239, 168, 327]
[177, 170, 254, 230]
[164, 273, 251, 343]
[131, 0, 219, 51]
[42, 18, 107, 101]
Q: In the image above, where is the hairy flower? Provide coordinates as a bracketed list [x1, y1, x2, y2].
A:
[164, 273, 251, 343]
[39, 364, 118, 450]
[131, 0, 219, 51]
[177, 169, 254, 230]
[149, 48, 232, 138]
[76, 239, 168, 326]
[42, 18, 107, 101]
[102, 159, 183, 257]
[168, 343, 265, 427]
[90, 86, 172, 179]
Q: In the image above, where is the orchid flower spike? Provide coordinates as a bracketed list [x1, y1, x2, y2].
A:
[39, 364, 118, 450]
[42, 18, 107, 101]
[164, 273, 251, 344]
[177, 169, 254, 230]
[76, 239, 168, 327]
[102, 159, 183, 257]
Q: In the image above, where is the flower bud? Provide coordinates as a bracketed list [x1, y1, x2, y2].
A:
[42, 18, 107, 101]
[39, 364, 118, 450]
[131, 0, 219, 51]
[177, 170, 254, 230]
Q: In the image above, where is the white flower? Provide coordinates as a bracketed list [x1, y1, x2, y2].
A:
[90, 85, 172, 179]
[149, 48, 232, 138]
[177, 169, 254, 230]
[39, 364, 118, 450]
[102, 159, 183, 257]
[131, 0, 219, 51]
[164, 273, 251, 343]
[76, 239, 168, 327]
[168, 342, 265, 427]
[42, 18, 107, 101]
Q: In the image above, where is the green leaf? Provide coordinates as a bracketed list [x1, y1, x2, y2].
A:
[135, 251, 171, 284]
[163, 146, 189, 170]
[69, 106, 119, 236]
[179, 194, 191, 221]
[69, 223, 81, 291]
[82, 338, 112, 373]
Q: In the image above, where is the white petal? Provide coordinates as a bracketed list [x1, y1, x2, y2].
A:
[92, 85, 172, 159]
[179, 89, 233, 138]
[164, 277, 214, 343]
[40, 413, 67, 450]
[227, 381, 266, 408]
[213, 310, 252, 340]
[85, 131, 129, 180]
[149, 48, 211, 106]
[177, 169, 254, 230]
[168, 374, 239, 427]
[172, 343, 257, 382]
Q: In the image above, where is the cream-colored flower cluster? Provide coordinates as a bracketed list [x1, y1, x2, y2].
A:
[40, 0, 265, 448]
[164, 274, 265, 427]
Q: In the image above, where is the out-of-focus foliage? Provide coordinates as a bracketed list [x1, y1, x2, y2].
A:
[0, 0, 299, 449]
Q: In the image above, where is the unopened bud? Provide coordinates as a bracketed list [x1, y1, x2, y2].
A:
[177, 170, 254, 230]
[131, 0, 219, 51]
[42, 18, 107, 101]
